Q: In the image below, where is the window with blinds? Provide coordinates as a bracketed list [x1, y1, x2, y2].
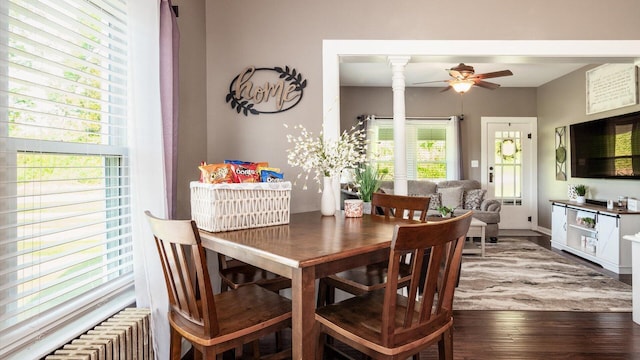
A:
[0, 0, 133, 357]
[368, 118, 454, 181]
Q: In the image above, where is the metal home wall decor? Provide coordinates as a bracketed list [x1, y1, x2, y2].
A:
[226, 65, 307, 116]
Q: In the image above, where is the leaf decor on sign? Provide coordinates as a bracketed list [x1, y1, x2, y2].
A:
[226, 65, 307, 116]
[274, 66, 308, 91]
[226, 90, 260, 116]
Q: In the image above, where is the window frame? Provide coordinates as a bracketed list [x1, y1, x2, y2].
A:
[0, 0, 134, 358]
[366, 116, 460, 181]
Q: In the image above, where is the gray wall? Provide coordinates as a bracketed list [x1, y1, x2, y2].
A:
[173, 0, 640, 217]
[173, 0, 207, 219]
[537, 65, 640, 230]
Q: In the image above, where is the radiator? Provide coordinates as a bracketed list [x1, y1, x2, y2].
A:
[44, 308, 153, 360]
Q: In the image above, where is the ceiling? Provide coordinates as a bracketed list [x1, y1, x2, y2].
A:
[339, 56, 592, 88]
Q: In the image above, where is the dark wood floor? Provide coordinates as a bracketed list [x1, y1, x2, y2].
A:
[186, 234, 640, 359]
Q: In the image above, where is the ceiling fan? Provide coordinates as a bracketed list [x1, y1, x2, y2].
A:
[415, 63, 513, 93]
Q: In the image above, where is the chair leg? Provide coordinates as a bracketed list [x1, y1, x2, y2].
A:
[169, 328, 182, 360]
[234, 344, 244, 359]
[317, 278, 327, 307]
[317, 278, 339, 307]
[316, 332, 326, 360]
[275, 330, 283, 351]
[252, 339, 260, 359]
[327, 285, 335, 305]
[438, 328, 453, 360]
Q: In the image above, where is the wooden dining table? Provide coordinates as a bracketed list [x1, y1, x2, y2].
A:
[198, 211, 417, 359]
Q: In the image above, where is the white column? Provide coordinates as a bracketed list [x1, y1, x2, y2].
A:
[388, 56, 410, 196]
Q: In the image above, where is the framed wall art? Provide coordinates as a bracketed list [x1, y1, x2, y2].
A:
[555, 126, 567, 181]
[586, 64, 638, 115]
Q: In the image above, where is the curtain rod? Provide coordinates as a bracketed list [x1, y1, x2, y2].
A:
[357, 115, 458, 121]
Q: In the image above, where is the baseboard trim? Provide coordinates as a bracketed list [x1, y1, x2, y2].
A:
[536, 226, 551, 236]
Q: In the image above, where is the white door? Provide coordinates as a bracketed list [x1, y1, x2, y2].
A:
[481, 117, 537, 229]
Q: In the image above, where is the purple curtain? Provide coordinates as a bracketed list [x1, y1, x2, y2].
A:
[160, 0, 179, 218]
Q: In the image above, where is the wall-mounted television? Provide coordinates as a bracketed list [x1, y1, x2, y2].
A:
[570, 110, 640, 179]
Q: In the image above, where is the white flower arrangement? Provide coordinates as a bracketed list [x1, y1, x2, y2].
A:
[285, 122, 367, 191]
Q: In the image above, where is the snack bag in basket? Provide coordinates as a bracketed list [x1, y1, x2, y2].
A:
[198, 163, 233, 184]
[229, 162, 259, 183]
[225, 160, 269, 183]
[261, 170, 284, 183]
[257, 166, 281, 181]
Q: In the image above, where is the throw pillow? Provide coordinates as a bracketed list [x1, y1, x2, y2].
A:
[428, 193, 441, 210]
[437, 186, 464, 209]
[464, 189, 486, 210]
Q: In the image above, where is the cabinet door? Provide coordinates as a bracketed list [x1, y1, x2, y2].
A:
[596, 214, 619, 264]
[551, 204, 567, 245]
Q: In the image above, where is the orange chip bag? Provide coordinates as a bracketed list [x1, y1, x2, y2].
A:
[198, 163, 233, 184]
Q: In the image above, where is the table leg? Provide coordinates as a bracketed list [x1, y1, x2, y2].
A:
[291, 266, 316, 359]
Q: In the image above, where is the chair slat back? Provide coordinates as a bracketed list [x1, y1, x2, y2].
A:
[144, 211, 219, 338]
[371, 192, 430, 221]
[380, 211, 472, 347]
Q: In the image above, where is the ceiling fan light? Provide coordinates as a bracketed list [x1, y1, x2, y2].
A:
[451, 79, 474, 93]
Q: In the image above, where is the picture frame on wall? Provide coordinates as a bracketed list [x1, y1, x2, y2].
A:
[586, 64, 639, 115]
[555, 126, 567, 181]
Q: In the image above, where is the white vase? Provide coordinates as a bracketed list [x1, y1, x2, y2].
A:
[576, 195, 586, 204]
[362, 201, 372, 215]
[320, 176, 336, 216]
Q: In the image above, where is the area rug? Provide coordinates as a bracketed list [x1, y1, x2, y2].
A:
[453, 238, 632, 312]
[498, 229, 543, 237]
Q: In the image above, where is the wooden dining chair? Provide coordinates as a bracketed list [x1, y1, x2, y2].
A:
[144, 211, 292, 359]
[315, 211, 472, 360]
[317, 192, 430, 306]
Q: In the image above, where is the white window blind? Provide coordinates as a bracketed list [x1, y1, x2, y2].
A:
[0, 0, 133, 357]
[368, 117, 459, 181]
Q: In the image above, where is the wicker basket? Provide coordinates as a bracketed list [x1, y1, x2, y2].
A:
[190, 181, 291, 232]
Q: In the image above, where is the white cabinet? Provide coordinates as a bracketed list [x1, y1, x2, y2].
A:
[596, 213, 619, 265]
[551, 203, 567, 246]
[550, 200, 640, 274]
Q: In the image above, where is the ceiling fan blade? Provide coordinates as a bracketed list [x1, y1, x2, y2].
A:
[474, 80, 501, 90]
[448, 69, 464, 79]
[440, 85, 452, 92]
[413, 79, 449, 85]
[475, 70, 513, 80]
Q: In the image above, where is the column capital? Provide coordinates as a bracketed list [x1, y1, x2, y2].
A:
[387, 56, 411, 67]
